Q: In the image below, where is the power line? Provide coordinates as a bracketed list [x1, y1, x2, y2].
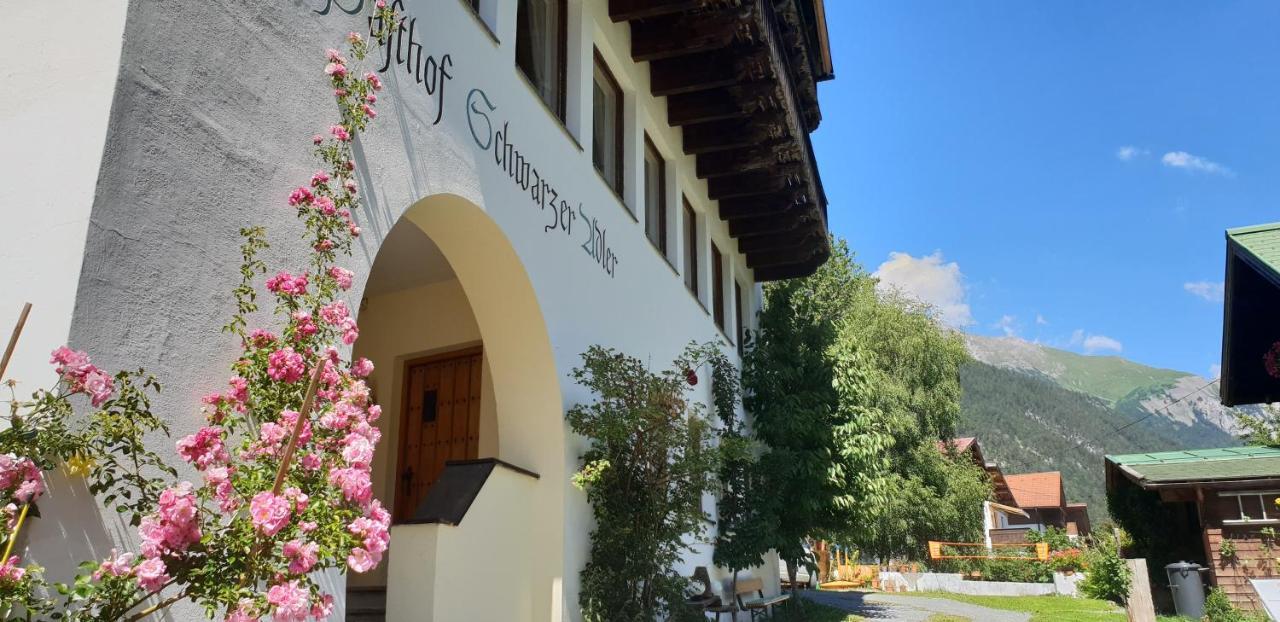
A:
[1112, 377, 1220, 433]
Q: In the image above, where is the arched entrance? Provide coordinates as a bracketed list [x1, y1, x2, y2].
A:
[350, 194, 566, 622]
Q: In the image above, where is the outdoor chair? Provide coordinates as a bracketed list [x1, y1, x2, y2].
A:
[685, 566, 720, 610]
[705, 577, 790, 621]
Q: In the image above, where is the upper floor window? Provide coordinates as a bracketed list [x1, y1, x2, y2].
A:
[592, 51, 624, 196]
[712, 243, 726, 331]
[643, 136, 667, 256]
[515, 0, 566, 119]
[683, 198, 699, 299]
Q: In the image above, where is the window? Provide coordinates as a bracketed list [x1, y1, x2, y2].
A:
[643, 136, 667, 256]
[683, 199, 699, 298]
[592, 51, 624, 196]
[1219, 490, 1280, 525]
[735, 281, 745, 353]
[712, 244, 725, 330]
[515, 0, 566, 119]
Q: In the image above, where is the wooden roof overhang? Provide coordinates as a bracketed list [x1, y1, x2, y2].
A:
[610, 0, 834, 281]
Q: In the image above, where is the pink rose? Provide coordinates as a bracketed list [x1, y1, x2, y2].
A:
[176, 426, 229, 470]
[329, 267, 354, 290]
[267, 347, 306, 383]
[351, 357, 374, 378]
[135, 557, 169, 593]
[287, 186, 313, 207]
[249, 491, 291, 536]
[266, 580, 310, 622]
[282, 539, 319, 574]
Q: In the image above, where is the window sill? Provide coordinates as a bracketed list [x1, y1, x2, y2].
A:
[514, 70, 582, 153]
[685, 286, 708, 316]
[458, 0, 499, 45]
[646, 240, 678, 279]
[593, 167, 637, 224]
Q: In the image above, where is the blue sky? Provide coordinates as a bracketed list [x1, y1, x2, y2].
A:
[813, 1, 1280, 378]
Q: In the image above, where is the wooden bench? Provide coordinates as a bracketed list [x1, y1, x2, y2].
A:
[705, 577, 790, 621]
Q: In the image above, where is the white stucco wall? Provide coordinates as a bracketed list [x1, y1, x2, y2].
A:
[0, 0, 130, 589]
[0, 3, 127, 392]
[13, 0, 772, 619]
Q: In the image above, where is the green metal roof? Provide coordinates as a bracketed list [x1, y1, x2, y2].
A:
[1107, 447, 1280, 484]
[1228, 222, 1280, 280]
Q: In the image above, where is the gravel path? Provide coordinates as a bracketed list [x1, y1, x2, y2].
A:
[802, 590, 1032, 622]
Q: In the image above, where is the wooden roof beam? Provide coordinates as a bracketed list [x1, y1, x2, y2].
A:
[728, 210, 812, 238]
[609, 0, 706, 22]
[707, 167, 798, 200]
[747, 245, 823, 270]
[629, 13, 745, 62]
[737, 228, 823, 254]
[717, 189, 806, 219]
[696, 142, 800, 178]
[650, 51, 746, 97]
[667, 91, 751, 126]
[680, 115, 784, 154]
[752, 250, 831, 282]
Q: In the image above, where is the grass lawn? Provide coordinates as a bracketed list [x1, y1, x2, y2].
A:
[900, 592, 1125, 622]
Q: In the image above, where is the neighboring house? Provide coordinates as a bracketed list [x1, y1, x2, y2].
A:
[1003, 471, 1091, 539]
[3, 0, 835, 620]
[1106, 447, 1280, 613]
[1220, 222, 1280, 407]
[938, 438, 1090, 546]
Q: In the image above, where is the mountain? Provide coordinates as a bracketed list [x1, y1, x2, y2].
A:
[959, 335, 1261, 522]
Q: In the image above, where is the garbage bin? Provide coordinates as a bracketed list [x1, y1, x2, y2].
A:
[1166, 561, 1207, 619]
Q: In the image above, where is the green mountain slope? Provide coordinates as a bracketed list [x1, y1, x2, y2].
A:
[959, 361, 1240, 523]
[1039, 348, 1187, 404]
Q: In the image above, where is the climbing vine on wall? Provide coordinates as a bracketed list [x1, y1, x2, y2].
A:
[567, 343, 726, 622]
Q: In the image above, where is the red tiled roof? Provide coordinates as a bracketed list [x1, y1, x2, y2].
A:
[1005, 472, 1064, 509]
[938, 437, 977, 453]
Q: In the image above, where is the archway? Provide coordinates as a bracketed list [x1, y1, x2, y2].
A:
[350, 194, 566, 621]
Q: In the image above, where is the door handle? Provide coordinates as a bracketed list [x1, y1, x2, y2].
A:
[401, 466, 414, 495]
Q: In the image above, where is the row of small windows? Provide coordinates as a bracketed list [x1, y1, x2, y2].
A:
[507, 0, 749, 347]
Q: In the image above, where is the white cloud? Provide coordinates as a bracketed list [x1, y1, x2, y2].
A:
[1210, 364, 1222, 380]
[993, 315, 1018, 337]
[1068, 329, 1124, 354]
[874, 251, 973, 329]
[1035, 314, 1049, 326]
[1116, 146, 1147, 161]
[1083, 334, 1123, 354]
[1183, 281, 1225, 303]
[1161, 151, 1234, 177]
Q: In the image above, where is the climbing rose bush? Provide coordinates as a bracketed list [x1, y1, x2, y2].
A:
[0, 4, 400, 620]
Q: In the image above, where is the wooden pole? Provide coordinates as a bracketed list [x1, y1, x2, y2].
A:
[1, 503, 30, 560]
[1126, 558, 1157, 622]
[271, 361, 326, 494]
[0, 302, 32, 383]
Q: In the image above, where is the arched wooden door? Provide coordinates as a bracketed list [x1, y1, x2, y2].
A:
[394, 346, 483, 523]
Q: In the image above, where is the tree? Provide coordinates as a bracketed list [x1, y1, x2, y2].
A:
[744, 236, 983, 573]
[741, 239, 892, 590]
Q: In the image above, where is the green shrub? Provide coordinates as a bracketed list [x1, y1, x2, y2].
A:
[1026, 526, 1075, 552]
[1078, 545, 1131, 604]
[1202, 587, 1269, 622]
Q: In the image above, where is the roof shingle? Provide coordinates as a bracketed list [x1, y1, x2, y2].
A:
[1005, 472, 1063, 509]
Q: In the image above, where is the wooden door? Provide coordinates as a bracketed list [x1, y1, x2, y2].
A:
[394, 347, 483, 523]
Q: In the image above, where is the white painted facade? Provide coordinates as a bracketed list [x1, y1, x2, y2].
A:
[0, 0, 822, 619]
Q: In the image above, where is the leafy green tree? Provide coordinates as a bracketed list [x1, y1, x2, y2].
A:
[744, 236, 981, 572]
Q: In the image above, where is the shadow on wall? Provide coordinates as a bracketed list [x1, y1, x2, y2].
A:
[22, 469, 116, 587]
